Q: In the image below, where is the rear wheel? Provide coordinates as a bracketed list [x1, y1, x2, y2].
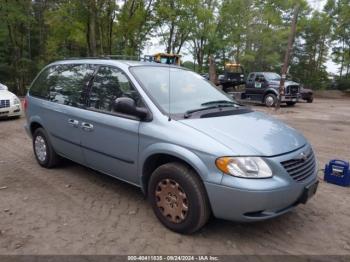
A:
[264, 93, 277, 107]
[307, 97, 313, 103]
[33, 128, 60, 168]
[148, 162, 210, 234]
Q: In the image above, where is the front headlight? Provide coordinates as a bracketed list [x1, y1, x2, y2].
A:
[215, 157, 273, 178]
[13, 97, 20, 105]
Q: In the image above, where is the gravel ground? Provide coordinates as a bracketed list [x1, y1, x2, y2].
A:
[0, 98, 349, 255]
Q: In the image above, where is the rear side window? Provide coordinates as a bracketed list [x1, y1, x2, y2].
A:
[49, 64, 95, 108]
[29, 66, 57, 99]
[248, 73, 255, 81]
[87, 66, 142, 114]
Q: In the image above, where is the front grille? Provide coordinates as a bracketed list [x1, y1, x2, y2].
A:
[0, 99, 10, 108]
[287, 85, 299, 95]
[281, 149, 316, 182]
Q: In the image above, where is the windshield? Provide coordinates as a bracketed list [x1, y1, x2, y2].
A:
[159, 57, 177, 65]
[264, 72, 281, 81]
[131, 66, 236, 114]
[225, 65, 243, 73]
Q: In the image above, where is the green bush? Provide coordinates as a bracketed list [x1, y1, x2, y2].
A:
[336, 78, 350, 91]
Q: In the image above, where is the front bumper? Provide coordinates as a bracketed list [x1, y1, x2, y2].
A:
[281, 94, 300, 102]
[0, 104, 22, 118]
[204, 145, 318, 222]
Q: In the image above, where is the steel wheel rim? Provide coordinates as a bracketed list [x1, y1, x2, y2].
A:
[265, 96, 274, 106]
[155, 178, 189, 224]
[35, 135, 47, 162]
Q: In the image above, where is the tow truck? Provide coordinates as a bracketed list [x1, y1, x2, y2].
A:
[235, 72, 301, 107]
[143, 53, 181, 66]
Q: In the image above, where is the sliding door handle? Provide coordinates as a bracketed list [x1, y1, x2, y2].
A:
[81, 122, 94, 132]
[68, 119, 79, 128]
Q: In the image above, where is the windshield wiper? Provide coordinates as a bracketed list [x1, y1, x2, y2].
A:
[201, 100, 237, 106]
[184, 104, 235, 118]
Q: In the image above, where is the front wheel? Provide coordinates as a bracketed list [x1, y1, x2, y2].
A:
[148, 162, 210, 234]
[264, 94, 277, 107]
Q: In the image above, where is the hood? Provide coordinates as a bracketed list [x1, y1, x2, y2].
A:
[269, 80, 299, 87]
[0, 90, 17, 100]
[179, 111, 306, 156]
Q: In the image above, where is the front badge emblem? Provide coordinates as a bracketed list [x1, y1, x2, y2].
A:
[299, 152, 308, 161]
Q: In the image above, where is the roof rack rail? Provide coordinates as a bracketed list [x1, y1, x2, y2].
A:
[63, 55, 140, 61]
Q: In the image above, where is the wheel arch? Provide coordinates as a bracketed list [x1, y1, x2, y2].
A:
[29, 117, 45, 135]
[263, 88, 278, 98]
[139, 143, 210, 196]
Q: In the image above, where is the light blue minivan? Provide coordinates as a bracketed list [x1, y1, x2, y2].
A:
[25, 59, 318, 234]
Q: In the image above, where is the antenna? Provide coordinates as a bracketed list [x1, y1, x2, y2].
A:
[168, 63, 171, 121]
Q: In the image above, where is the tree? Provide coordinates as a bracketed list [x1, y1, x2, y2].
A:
[0, 0, 347, 94]
[0, 0, 34, 94]
[154, 0, 195, 54]
[115, 0, 154, 56]
[290, 6, 333, 88]
[189, 0, 218, 73]
[328, 0, 350, 79]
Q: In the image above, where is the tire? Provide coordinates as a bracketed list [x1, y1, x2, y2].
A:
[307, 97, 313, 103]
[286, 101, 296, 106]
[222, 85, 229, 93]
[148, 162, 210, 234]
[264, 93, 277, 107]
[32, 127, 60, 168]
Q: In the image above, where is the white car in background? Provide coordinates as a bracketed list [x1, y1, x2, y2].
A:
[0, 83, 22, 118]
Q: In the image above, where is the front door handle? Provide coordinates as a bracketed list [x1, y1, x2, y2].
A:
[81, 122, 94, 132]
[68, 119, 79, 128]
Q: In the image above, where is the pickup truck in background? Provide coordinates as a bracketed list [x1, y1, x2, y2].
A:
[241, 72, 301, 107]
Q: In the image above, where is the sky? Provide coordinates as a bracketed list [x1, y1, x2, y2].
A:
[144, 0, 339, 74]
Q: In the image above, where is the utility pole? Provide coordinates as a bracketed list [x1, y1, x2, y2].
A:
[276, 5, 300, 110]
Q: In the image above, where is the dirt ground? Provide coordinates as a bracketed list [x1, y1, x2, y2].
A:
[0, 98, 349, 255]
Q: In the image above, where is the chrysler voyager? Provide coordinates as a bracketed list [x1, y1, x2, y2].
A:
[25, 59, 318, 234]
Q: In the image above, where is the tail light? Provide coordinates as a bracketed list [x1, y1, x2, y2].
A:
[23, 96, 28, 111]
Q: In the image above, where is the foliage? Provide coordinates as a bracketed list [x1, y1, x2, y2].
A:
[290, 10, 332, 89]
[0, 0, 349, 95]
[336, 78, 350, 90]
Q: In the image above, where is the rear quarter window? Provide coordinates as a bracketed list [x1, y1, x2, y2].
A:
[30, 63, 95, 108]
[29, 66, 57, 99]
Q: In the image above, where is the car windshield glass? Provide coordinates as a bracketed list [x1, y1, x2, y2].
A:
[264, 73, 281, 81]
[225, 65, 243, 73]
[131, 66, 237, 115]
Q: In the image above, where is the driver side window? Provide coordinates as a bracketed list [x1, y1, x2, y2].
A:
[88, 66, 142, 114]
[255, 74, 264, 82]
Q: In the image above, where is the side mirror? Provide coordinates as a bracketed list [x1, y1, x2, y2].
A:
[113, 97, 148, 119]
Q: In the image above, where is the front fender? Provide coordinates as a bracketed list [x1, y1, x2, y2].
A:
[138, 142, 220, 192]
[265, 88, 279, 96]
